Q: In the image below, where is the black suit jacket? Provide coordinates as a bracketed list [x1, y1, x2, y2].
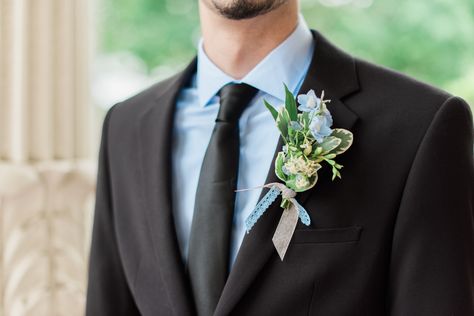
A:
[86, 30, 474, 315]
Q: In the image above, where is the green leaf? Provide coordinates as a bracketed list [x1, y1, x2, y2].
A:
[285, 177, 297, 192]
[264, 99, 278, 121]
[284, 83, 298, 122]
[275, 151, 287, 182]
[276, 107, 289, 140]
[314, 146, 323, 156]
[295, 173, 319, 192]
[301, 112, 310, 129]
[326, 159, 336, 166]
[331, 128, 354, 155]
[319, 136, 342, 154]
[331, 167, 342, 181]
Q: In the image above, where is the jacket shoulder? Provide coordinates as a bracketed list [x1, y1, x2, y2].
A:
[111, 72, 182, 119]
[355, 57, 453, 109]
[349, 57, 472, 156]
[350, 57, 472, 134]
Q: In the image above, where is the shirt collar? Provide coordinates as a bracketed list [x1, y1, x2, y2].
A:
[196, 15, 315, 107]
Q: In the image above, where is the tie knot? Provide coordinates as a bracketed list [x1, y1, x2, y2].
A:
[217, 83, 258, 123]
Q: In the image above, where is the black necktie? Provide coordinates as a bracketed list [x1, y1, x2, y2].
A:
[187, 83, 258, 316]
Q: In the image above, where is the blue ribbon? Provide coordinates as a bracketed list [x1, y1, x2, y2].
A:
[244, 185, 311, 233]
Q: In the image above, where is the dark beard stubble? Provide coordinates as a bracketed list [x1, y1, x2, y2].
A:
[211, 0, 288, 20]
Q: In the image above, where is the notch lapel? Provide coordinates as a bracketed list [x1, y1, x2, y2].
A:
[137, 58, 197, 316]
[214, 30, 360, 316]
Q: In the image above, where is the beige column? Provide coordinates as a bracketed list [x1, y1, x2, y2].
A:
[0, 0, 96, 315]
[0, 0, 93, 162]
[0, 0, 28, 162]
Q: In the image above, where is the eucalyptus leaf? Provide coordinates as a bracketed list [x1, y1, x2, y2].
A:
[331, 128, 354, 155]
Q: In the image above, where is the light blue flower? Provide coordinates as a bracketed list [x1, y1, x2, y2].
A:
[297, 89, 321, 112]
[309, 113, 333, 143]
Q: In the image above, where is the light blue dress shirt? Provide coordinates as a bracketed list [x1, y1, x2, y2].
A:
[171, 17, 315, 271]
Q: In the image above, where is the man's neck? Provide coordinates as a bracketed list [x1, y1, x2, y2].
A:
[199, 1, 299, 79]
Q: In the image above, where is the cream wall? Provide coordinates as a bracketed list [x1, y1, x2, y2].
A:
[0, 1, 96, 315]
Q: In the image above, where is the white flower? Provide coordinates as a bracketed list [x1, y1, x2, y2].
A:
[283, 156, 321, 177]
[283, 156, 302, 175]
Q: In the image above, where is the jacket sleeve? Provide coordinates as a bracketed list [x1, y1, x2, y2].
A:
[388, 96, 474, 315]
[86, 105, 141, 315]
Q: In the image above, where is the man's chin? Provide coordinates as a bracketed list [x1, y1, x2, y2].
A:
[210, 0, 287, 20]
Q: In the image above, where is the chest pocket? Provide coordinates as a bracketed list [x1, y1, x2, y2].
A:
[292, 225, 363, 244]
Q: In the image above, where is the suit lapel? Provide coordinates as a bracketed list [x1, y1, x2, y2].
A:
[137, 58, 197, 316]
[214, 30, 360, 316]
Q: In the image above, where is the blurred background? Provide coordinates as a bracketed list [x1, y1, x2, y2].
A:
[0, 0, 473, 315]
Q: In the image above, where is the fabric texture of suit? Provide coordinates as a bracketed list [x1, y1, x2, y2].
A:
[86, 30, 474, 316]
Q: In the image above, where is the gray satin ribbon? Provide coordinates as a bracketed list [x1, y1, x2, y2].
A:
[272, 202, 300, 260]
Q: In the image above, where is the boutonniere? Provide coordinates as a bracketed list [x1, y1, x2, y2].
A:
[239, 85, 354, 260]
